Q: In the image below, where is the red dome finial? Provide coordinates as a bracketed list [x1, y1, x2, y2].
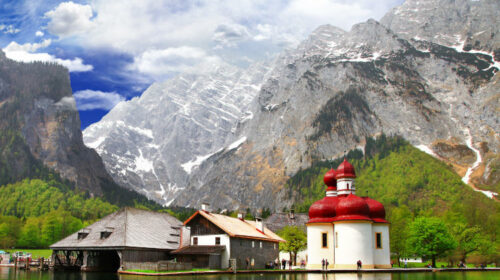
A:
[324, 168, 337, 187]
[336, 158, 356, 179]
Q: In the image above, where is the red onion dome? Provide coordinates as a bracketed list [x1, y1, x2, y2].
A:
[363, 197, 388, 223]
[336, 158, 356, 179]
[308, 196, 339, 223]
[324, 168, 337, 190]
[333, 194, 371, 221]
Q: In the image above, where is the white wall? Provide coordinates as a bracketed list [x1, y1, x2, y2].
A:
[372, 224, 391, 267]
[337, 178, 355, 195]
[306, 224, 334, 269]
[191, 234, 230, 269]
[334, 222, 373, 268]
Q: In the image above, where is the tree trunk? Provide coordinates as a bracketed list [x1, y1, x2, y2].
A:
[432, 256, 436, 268]
[293, 252, 297, 266]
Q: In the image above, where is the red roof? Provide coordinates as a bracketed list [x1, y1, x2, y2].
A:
[333, 194, 371, 221]
[363, 197, 388, 223]
[336, 158, 356, 179]
[323, 168, 337, 187]
[307, 167, 389, 224]
[308, 196, 339, 223]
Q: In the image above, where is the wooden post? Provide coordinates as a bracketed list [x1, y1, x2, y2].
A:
[40, 257, 44, 270]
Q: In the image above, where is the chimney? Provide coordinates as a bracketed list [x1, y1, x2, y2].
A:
[201, 203, 210, 212]
[255, 217, 264, 233]
[237, 212, 244, 220]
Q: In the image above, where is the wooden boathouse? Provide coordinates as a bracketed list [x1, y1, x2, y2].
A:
[50, 207, 183, 272]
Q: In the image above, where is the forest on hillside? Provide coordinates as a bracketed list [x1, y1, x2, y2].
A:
[286, 135, 500, 264]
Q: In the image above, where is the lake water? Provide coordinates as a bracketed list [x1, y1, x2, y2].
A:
[1, 268, 499, 280]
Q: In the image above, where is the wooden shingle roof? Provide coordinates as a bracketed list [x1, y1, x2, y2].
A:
[184, 211, 285, 243]
[50, 207, 183, 250]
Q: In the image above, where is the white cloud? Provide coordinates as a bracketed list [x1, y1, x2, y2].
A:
[55, 96, 78, 111]
[213, 23, 250, 48]
[4, 39, 52, 52]
[45, 1, 94, 37]
[3, 40, 93, 72]
[0, 24, 21, 34]
[73, 90, 125, 111]
[35, 31, 44, 37]
[38, 0, 403, 79]
[131, 46, 221, 78]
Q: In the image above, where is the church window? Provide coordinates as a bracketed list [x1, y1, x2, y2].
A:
[193, 237, 198, 245]
[347, 183, 350, 189]
[215, 237, 221, 245]
[260, 241, 263, 248]
[252, 241, 255, 248]
[375, 232, 382, 249]
[322, 232, 328, 248]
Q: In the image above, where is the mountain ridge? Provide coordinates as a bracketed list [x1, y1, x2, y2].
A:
[85, 0, 499, 210]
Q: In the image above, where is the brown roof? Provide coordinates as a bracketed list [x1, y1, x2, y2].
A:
[172, 245, 225, 255]
[184, 211, 285, 243]
[264, 213, 309, 233]
[51, 207, 183, 250]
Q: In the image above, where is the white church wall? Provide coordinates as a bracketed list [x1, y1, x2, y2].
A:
[334, 221, 374, 269]
[306, 224, 334, 269]
[372, 224, 391, 268]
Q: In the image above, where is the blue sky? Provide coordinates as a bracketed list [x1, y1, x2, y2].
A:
[1, 0, 404, 129]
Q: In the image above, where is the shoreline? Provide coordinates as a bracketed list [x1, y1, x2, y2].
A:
[118, 267, 500, 276]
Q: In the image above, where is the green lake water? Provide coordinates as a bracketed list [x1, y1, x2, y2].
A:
[1, 268, 499, 280]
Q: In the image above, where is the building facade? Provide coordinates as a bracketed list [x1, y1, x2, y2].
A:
[50, 208, 183, 272]
[307, 159, 391, 269]
[175, 207, 284, 269]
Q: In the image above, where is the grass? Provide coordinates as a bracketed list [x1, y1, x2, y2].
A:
[125, 268, 221, 273]
[1, 249, 52, 259]
[393, 261, 496, 268]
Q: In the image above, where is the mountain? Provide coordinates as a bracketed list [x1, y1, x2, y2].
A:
[86, 0, 499, 210]
[83, 61, 271, 205]
[0, 51, 153, 206]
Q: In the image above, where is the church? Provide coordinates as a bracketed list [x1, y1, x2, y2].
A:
[307, 158, 391, 269]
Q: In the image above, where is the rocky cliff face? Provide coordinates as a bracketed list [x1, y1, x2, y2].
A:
[87, 0, 499, 210]
[83, 61, 272, 204]
[173, 0, 499, 209]
[0, 51, 137, 201]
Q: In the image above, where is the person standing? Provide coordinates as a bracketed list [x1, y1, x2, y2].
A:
[357, 260, 362, 269]
[282, 258, 286, 270]
[325, 259, 329, 270]
[404, 259, 408, 268]
[321, 258, 325, 270]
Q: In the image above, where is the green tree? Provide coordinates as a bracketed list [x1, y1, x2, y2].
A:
[389, 205, 412, 266]
[407, 217, 456, 267]
[451, 223, 492, 263]
[41, 213, 62, 246]
[0, 216, 22, 248]
[278, 226, 307, 265]
[17, 218, 42, 248]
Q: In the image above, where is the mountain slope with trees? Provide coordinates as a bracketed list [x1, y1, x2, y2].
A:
[286, 135, 499, 264]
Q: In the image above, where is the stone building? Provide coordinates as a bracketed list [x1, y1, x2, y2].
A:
[307, 159, 391, 269]
[174, 205, 285, 269]
[50, 207, 183, 272]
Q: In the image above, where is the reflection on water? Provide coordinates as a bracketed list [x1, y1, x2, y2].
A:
[1, 267, 499, 280]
